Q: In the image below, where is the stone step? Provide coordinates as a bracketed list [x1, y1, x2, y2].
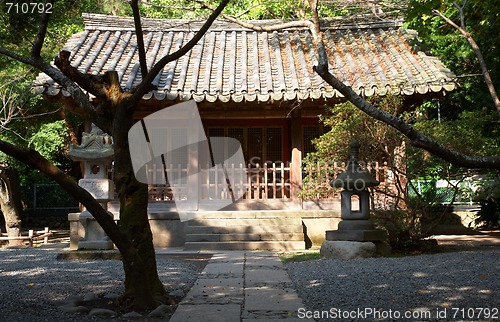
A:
[184, 241, 305, 251]
[185, 225, 303, 235]
[182, 210, 311, 219]
[185, 233, 304, 242]
[186, 218, 302, 227]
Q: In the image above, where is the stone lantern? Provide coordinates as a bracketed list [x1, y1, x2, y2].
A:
[320, 139, 389, 259]
[68, 124, 115, 250]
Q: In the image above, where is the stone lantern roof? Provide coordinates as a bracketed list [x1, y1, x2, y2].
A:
[68, 124, 114, 162]
[330, 139, 379, 190]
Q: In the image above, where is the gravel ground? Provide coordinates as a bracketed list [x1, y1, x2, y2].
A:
[285, 249, 500, 322]
[2, 245, 499, 322]
[0, 246, 208, 321]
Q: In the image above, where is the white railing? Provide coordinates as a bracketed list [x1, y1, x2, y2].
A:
[244, 162, 290, 200]
[147, 162, 291, 202]
[147, 161, 392, 202]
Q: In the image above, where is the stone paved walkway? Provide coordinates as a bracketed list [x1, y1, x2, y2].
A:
[169, 251, 313, 322]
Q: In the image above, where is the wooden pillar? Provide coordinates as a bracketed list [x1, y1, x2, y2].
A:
[290, 111, 302, 209]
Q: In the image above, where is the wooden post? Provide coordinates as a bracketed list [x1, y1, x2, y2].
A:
[28, 230, 33, 247]
[290, 111, 302, 209]
[43, 227, 49, 244]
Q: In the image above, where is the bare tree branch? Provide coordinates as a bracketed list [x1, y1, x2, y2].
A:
[131, 0, 149, 79]
[0, 47, 111, 133]
[195, 0, 318, 39]
[433, 7, 500, 117]
[127, 0, 231, 108]
[301, 2, 497, 169]
[31, 0, 54, 58]
[0, 86, 21, 133]
[453, 0, 467, 30]
[314, 50, 500, 169]
[54, 50, 113, 99]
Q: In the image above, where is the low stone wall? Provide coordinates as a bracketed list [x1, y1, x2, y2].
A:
[148, 212, 187, 248]
[68, 209, 343, 250]
[300, 210, 341, 247]
[146, 209, 341, 248]
[68, 211, 187, 249]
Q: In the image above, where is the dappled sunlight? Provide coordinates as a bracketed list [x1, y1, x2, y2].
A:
[308, 279, 323, 287]
[374, 284, 389, 288]
[0, 248, 207, 320]
[285, 250, 500, 321]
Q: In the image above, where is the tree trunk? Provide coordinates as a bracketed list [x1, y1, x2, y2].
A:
[0, 166, 23, 246]
[113, 101, 170, 309]
[0, 139, 165, 310]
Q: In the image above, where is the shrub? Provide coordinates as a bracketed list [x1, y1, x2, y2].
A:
[474, 178, 500, 228]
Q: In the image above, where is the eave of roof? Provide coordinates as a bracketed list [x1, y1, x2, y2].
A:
[34, 13, 456, 104]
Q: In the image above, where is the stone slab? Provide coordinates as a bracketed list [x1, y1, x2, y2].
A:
[244, 286, 306, 311]
[209, 251, 246, 262]
[245, 268, 292, 287]
[325, 229, 387, 241]
[243, 309, 313, 320]
[201, 262, 244, 278]
[169, 304, 241, 322]
[320, 240, 376, 259]
[245, 256, 284, 269]
[183, 278, 244, 304]
[185, 241, 305, 251]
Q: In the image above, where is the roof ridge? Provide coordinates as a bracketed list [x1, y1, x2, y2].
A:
[81, 13, 403, 32]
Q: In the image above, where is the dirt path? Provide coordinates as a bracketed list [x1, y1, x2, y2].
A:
[433, 230, 500, 251]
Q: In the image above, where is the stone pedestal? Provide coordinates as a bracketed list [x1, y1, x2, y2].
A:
[76, 211, 114, 250]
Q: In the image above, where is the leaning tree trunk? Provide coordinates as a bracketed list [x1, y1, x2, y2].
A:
[0, 166, 23, 246]
[112, 97, 170, 309]
[53, 55, 171, 309]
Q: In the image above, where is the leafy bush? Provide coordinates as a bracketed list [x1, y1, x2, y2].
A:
[372, 209, 423, 251]
[474, 178, 500, 228]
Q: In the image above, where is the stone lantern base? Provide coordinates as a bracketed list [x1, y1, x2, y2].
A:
[325, 229, 387, 242]
[69, 211, 115, 250]
[321, 224, 390, 259]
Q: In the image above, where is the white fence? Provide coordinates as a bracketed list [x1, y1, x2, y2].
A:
[147, 162, 291, 202]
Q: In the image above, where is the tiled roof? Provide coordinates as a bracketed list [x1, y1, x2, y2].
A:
[34, 13, 456, 103]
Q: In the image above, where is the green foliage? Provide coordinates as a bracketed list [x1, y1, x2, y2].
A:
[299, 94, 493, 250]
[407, 0, 500, 119]
[473, 177, 500, 228]
[414, 109, 500, 157]
[301, 96, 406, 200]
[28, 120, 69, 166]
[372, 209, 426, 251]
[138, 0, 401, 20]
[139, 0, 308, 20]
[280, 251, 321, 263]
[0, 1, 99, 186]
